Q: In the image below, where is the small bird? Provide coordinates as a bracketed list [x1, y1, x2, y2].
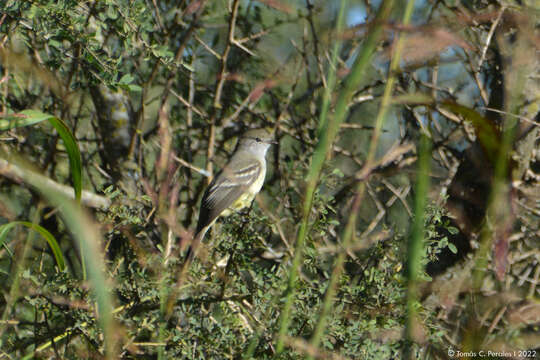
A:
[185, 128, 276, 263]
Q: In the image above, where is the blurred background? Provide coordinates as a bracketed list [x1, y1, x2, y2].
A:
[0, 0, 538, 358]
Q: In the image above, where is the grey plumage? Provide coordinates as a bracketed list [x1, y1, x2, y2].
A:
[196, 156, 263, 234]
[183, 128, 275, 264]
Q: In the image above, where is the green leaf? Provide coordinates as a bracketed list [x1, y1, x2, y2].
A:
[48, 39, 62, 49]
[448, 226, 459, 235]
[127, 84, 142, 92]
[448, 243, 458, 254]
[0, 110, 82, 202]
[0, 111, 49, 129]
[118, 74, 134, 85]
[182, 62, 195, 72]
[15, 177, 114, 357]
[107, 5, 118, 20]
[0, 221, 65, 271]
[440, 102, 501, 163]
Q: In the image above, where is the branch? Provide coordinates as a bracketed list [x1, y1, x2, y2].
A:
[0, 158, 110, 209]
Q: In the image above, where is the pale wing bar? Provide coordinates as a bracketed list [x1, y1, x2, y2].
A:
[199, 159, 262, 228]
[205, 161, 261, 204]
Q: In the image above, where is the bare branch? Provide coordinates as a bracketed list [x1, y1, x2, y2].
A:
[0, 158, 110, 209]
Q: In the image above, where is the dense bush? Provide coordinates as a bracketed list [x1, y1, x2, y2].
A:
[0, 0, 538, 358]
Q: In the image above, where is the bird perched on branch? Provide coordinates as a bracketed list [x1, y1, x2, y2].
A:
[184, 127, 276, 264]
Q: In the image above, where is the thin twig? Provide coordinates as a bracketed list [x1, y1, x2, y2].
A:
[194, 33, 222, 59]
[477, 6, 506, 71]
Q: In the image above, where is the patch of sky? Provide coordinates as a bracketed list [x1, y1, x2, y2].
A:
[411, 0, 433, 25]
[437, 47, 482, 107]
[346, 4, 367, 27]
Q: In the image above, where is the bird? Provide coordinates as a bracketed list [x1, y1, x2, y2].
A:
[184, 128, 276, 264]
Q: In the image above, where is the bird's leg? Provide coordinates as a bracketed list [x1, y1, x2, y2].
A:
[240, 200, 255, 225]
[248, 199, 255, 213]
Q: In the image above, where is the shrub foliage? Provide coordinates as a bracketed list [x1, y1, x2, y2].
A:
[0, 0, 538, 359]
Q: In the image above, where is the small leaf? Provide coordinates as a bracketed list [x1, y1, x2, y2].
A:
[0, 111, 48, 130]
[182, 62, 195, 72]
[448, 243, 458, 254]
[331, 168, 345, 178]
[107, 5, 118, 19]
[127, 84, 142, 92]
[0, 221, 65, 271]
[118, 74, 134, 85]
[448, 226, 459, 235]
[48, 39, 62, 49]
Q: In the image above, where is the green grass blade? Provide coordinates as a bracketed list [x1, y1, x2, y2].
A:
[0, 221, 66, 271]
[45, 115, 83, 203]
[0, 110, 82, 203]
[404, 134, 432, 358]
[308, 0, 417, 354]
[15, 168, 115, 358]
[0, 111, 50, 129]
[276, 0, 395, 353]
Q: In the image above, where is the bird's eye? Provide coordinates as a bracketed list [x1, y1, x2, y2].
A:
[255, 137, 261, 142]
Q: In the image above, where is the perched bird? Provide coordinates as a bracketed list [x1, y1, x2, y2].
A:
[185, 128, 276, 263]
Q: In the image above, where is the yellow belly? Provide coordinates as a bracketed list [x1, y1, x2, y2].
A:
[221, 191, 256, 217]
[220, 165, 265, 217]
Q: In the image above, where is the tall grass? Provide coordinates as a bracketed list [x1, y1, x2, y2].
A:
[309, 0, 418, 357]
[0, 154, 116, 359]
[276, 0, 395, 353]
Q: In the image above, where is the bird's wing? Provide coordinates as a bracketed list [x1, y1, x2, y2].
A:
[196, 155, 262, 232]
